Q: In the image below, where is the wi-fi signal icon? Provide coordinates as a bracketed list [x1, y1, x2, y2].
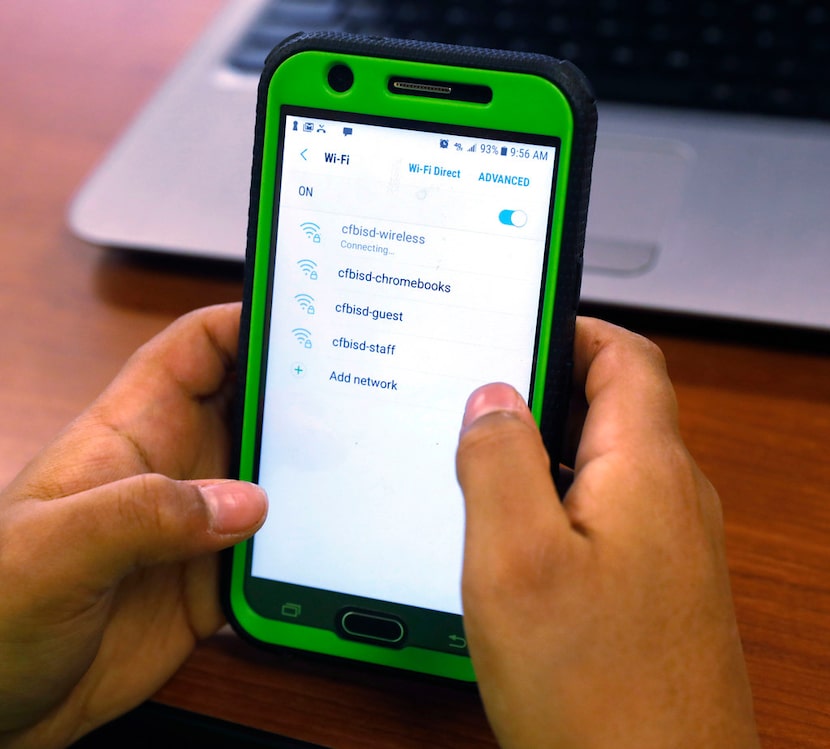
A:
[297, 259, 318, 279]
[300, 221, 321, 243]
[294, 293, 315, 314]
[292, 328, 313, 349]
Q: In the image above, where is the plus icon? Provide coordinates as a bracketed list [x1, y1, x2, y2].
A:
[291, 363, 306, 378]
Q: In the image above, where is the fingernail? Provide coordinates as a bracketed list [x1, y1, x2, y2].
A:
[461, 383, 527, 431]
[200, 481, 268, 535]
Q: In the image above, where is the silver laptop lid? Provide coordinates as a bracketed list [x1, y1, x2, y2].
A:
[69, 0, 830, 330]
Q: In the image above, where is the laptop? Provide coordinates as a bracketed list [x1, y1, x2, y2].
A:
[68, 0, 830, 331]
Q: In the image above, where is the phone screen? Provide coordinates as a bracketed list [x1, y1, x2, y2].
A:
[250, 108, 559, 618]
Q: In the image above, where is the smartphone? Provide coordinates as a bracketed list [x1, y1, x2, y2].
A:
[223, 33, 596, 682]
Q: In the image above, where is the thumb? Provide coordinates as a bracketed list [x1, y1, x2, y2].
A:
[38, 474, 267, 590]
[456, 384, 569, 612]
[457, 383, 568, 545]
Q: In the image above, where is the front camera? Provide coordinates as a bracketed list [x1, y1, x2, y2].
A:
[328, 64, 354, 93]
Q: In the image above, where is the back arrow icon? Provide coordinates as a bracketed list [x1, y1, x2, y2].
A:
[300, 149, 308, 161]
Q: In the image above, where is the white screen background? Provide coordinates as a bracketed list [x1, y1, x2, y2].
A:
[251, 114, 557, 615]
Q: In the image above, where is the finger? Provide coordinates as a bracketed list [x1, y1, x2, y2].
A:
[93, 302, 244, 477]
[457, 383, 561, 526]
[457, 384, 571, 598]
[564, 318, 705, 536]
[20, 475, 267, 592]
[104, 302, 243, 405]
[8, 304, 244, 501]
[571, 317, 680, 471]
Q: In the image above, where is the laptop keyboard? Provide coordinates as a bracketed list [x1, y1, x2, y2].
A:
[226, 0, 830, 120]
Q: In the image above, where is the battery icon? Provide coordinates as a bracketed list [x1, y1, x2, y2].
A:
[500, 146, 508, 156]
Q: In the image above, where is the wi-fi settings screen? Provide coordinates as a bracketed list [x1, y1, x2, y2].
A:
[252, 112, 558, 616]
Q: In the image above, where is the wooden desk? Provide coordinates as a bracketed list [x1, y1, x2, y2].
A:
[1, 2, 828, 747]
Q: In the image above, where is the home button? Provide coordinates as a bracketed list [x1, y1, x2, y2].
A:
[337, 608, 407, 648]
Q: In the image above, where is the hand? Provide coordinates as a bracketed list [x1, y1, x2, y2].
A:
[0, 303, 267, 749]
[457, 318, 759, 748]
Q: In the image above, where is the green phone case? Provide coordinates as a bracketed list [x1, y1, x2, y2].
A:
[223, 32, 596, 682]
